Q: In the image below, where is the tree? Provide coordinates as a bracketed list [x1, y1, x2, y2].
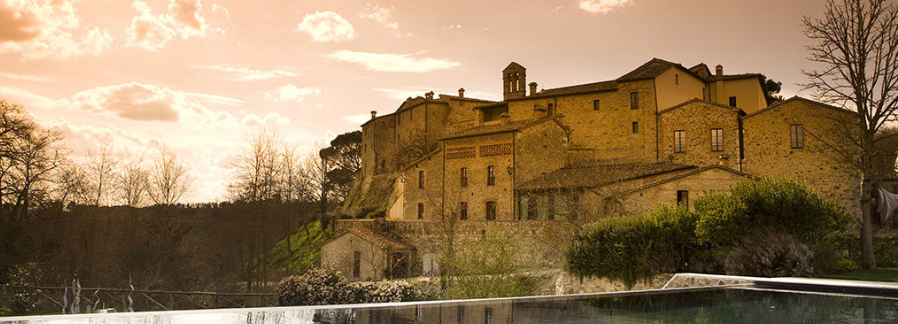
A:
[148, 146, 191, 205]
[86, 143, 118, 206]
[760, 75, 785, 104]
[116, 153, 149, 207]
[319, 131, 362, 203]
[801, 0, 898, 269]
[229, 128, 283, 201]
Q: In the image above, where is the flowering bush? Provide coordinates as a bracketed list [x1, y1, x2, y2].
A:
[277, 266, 418, 306]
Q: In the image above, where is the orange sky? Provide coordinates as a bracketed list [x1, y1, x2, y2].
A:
[0, 0, 828, 202]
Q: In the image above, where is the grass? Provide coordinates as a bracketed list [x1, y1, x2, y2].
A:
[261, 220, 333, 273]
[822, 268, 898, 283]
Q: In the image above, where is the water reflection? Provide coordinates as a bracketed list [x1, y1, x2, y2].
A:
[3, 288, 898, 324]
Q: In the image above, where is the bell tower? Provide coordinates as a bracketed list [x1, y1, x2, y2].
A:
[503, 62, 527, 100]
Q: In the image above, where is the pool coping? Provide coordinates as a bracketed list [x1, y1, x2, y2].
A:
[668, 273, 898, 297]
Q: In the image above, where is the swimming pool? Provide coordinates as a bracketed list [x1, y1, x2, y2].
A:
[3, 276, 898, 323]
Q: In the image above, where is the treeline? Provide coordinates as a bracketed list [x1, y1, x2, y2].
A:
[0, 99, 362, 293]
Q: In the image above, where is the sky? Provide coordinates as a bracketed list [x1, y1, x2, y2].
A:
[0, 0, 829, 202]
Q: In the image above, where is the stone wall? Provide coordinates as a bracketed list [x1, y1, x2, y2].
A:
[443, 133, 516, 221]
[399, 150, 444, 220]
[743, 98, 862, 217]
[617, 167, 748, 214]
[320, 232, 387, 281]
[658, 100, 741, 168]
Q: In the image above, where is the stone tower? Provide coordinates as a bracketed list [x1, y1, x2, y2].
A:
[503, 62, 527, 100]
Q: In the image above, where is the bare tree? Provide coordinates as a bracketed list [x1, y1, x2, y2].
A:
[801, 0, 898, 268]
[6, 128, 63, 218]
[55, 160, 92, 208]
[117, 153, 149, 207]
[229, 128, 283, 201]
[86, 143, 118, 206]
[148, 146, 191, 205]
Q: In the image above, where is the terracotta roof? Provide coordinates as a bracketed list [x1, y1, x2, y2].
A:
[707, 73, 764, 83]
[616, 165, 756, 197]
[438, 94, 497, 103]
[442, 117, 561, 139]
[395, 97, 447, 113]
[743, 96, 858, 119]
[531, 80, 619, 98]
[344, 227, 414, 251]
[516, 162, 694, 191]
[659, 98, 744, 115]
[616, 58, 679, 81]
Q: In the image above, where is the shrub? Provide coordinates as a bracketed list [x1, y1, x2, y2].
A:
[724, 231, 815, 277]
[695, 178, 852, 248]
[566, 205, 706, 287]
[3, 262, 42, 315]
[277, 266, 419, 306]
[440, 236, 537, 299]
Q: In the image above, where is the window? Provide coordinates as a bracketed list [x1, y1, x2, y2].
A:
[487, 166, 496, 186]
[418, 170, 424, 189]
[630, 92, 639, 109]
[677, 190, 689, 209]
[460, 167, 468, 187]
[710, 128, 723, 152]
[632, 121, 639, 134]
[729, 96, 737, 107]
[593, 99, 600, 111]
[485, 307, 494, 324]
[674, 130, 686, 153]
[459, 202, 468, 220]
[547, 103, 555, 116]
[352, 251, 361, 278]
[791, 124, 804, 149]
[675, 74, 679, 85]
[417, 203, 424, 219]
[486, 201, 497, 220]
[457, 306, 465, 324]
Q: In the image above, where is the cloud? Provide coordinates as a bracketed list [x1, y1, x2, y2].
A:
[0, 72, 54, 82]
[263, 85, 321, 102]
[190, 64, 298, 81]
[69, 81, 244, 122]
[0, 0, 113, 60]
[358, 4, 409, 37]
[211, 4, 230, 19]
[295, 11, 355, 43]
[126, 0, 212, 51]
[327, 50, 460, 72]
[579, 0, 633, 14]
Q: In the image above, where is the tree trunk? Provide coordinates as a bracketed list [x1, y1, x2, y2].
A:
[861, 177, 877, 269]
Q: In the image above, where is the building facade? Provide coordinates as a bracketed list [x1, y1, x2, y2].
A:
[330, 58, 867, 280]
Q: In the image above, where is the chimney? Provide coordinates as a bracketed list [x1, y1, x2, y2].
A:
[425, 91, 434, 100]
[715, 65, 723, 78]
[500, 112, 511, 123]
[529, 82, 538, 96]
[533, 105, 548, 119]
[718, 154, 730, 168]
[715, 65, 725, 104]
[458, 88, 465, 98]
[370, 110, 377, 120]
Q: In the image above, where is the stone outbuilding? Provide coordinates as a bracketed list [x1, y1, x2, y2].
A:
[319, 227, 414, 281]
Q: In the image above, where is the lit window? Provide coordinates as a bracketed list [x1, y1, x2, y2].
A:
[711, 128, 723, 152]
[487, 166, 495, 186]
[791, 124, 804, 148]
[593, 99, 600, 111]
[630, 92, 639, 109]
[460, 167, 468, 187]
[729, 96, 737, 107]
[417, 203, 424, 219]
[674, 130, 686, 153]
[486, 201, 497, 221]
[632, 122, 639, 134]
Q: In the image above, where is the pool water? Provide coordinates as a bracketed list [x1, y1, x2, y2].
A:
[3, 286, 898, 323]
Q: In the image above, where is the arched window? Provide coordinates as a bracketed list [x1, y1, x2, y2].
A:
[352, 251, 361, 278]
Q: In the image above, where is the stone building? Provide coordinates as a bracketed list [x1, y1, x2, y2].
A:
[328, 58, 871, 280]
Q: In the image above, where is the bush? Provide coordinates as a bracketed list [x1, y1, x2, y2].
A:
[2, 262, 42, 315]
[440, 236, 537, 299]
[695, 178, 852, 248]
[277, 266, 419, 306]
[566, 205, 706, 287]
[724, 231, 815, 277]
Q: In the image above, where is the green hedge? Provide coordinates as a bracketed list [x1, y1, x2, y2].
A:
[566, 178, 854, 286]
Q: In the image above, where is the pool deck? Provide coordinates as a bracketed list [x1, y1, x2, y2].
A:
[666, 273, 898, 297]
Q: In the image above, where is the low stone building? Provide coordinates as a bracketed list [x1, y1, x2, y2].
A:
[320, 227, 414, 281]
[325, 57, 884, 278]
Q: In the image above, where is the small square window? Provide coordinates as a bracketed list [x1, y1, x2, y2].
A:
[593, 99, 600, 111]
[632, 122, 639, 134]
[729, 96, 737, 107]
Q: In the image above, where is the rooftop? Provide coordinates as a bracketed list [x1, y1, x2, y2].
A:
[516, 162, 694, 191]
